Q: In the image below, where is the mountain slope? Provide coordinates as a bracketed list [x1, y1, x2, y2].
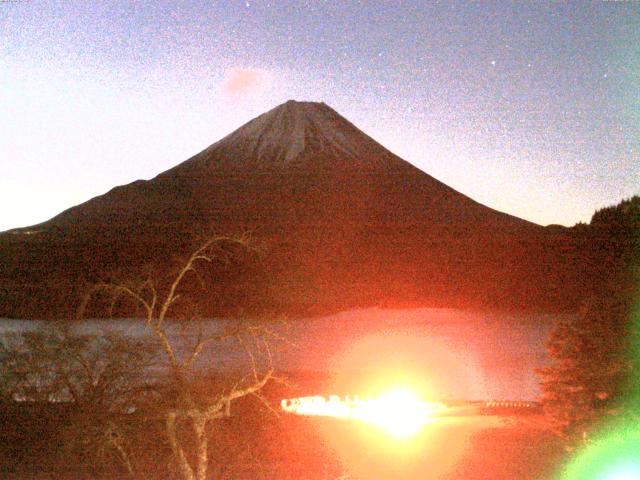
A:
[0, 101, 575, 319]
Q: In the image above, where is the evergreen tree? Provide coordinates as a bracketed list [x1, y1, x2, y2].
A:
[539, 196, 639, 447]
[539, 286, 633, 445]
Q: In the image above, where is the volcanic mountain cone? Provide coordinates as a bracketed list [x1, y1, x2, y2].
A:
[0, 100, 574, 319]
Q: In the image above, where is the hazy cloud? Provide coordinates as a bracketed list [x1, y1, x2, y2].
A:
[220, 68, 271, 100]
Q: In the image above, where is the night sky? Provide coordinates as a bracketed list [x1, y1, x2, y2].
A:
[1, 0, 638, 231]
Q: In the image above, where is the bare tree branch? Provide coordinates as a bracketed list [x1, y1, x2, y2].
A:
[74, 234, 277, 480]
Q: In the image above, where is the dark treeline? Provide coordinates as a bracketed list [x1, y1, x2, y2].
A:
[539, 196, 640, 447]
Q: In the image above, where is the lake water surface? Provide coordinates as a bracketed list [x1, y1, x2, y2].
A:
[0, 308, 569, 401]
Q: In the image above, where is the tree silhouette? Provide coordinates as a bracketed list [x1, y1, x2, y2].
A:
[79, 235, 281, 480]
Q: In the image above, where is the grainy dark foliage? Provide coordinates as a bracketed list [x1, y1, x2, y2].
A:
[539, 196, 640, 446]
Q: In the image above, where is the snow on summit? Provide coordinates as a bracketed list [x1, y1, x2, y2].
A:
[190, 100, 415, 173]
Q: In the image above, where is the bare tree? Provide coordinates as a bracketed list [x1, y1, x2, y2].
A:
[79, 235, 279, 480]
[0, 325, 155, 405]
[0, 324, 158, 477]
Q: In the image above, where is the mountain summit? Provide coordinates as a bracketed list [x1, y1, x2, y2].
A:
[176, 100, 419, 173]
[0, 100, 572, 319]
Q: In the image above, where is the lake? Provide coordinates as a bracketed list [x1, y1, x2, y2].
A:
[0, 307, 569, 401]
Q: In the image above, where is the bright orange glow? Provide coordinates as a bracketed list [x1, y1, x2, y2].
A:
[359, 388, 431, 438]
[281, 389, 445, 438]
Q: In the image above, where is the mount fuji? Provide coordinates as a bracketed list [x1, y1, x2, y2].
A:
[0, 100, 576, 319]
